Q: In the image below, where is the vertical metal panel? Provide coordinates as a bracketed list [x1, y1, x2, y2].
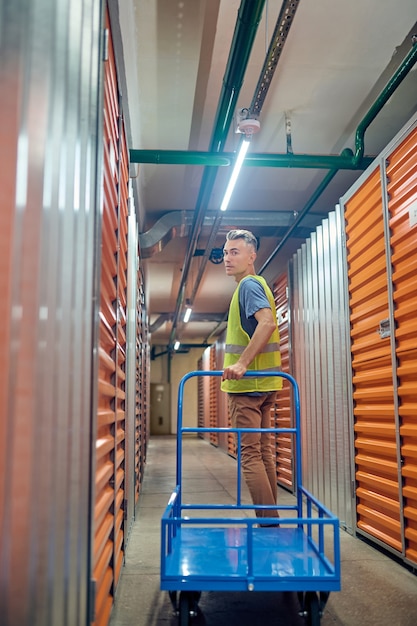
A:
[0, 1, 103, 625]
[332, 207, 355, 530]
[291, 212, 354, 531]
[125, 207, 138, 534]
[343, 166, 401, 552]
[385, 124, 417, 566]
[273, 272, 294, 491]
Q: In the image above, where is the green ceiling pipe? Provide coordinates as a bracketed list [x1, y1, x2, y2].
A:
[209, 0, 266, 153]
[353, 36, 417, 164]
[244, 149, 373, 170]
[129, 149, 233, 166]
[130, 38, 417, 173]
[258, 169, 339, 275]
[129, 147, 374, 170]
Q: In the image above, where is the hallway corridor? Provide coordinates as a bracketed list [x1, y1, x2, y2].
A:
[109, 436, 417, 626]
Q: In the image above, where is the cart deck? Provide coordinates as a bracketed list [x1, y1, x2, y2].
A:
[161, 371, 341, 624]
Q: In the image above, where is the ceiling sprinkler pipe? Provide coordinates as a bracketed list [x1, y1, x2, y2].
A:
[353, 36, 417, 165]
[168, 0, 267, 347]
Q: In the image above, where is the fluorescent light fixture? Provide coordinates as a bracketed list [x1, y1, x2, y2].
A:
[220, 139, 250, 212]
[183, 307, 192, 323]
[173, 340, 180, 351]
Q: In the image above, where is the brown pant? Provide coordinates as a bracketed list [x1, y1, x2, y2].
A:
[228, 391, 279, 519]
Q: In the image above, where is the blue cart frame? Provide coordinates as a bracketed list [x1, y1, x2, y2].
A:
[161, 371, 341, 624]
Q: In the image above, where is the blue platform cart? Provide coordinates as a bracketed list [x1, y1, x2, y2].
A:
[160, 371, 341, 625]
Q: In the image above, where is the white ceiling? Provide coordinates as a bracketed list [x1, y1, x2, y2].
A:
[115, 0, 417, 349]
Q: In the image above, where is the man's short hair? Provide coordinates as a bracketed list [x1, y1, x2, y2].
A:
[225, 229, 259, 251]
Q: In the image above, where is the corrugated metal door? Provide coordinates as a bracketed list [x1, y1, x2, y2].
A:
[135, 276, 149, 498]
[344, 167, 401, 552]
[385, 125, 417, 566]
[273, 272, 294, 491]
[197, 357, 205, 434]
[291, 210, 353, 531]
[209, 346, 219, 447]
[0, 1, 103, 624]
[215, 336, 231, 454]
[200, 347, 213, 442]
[93, 10, 128, 625]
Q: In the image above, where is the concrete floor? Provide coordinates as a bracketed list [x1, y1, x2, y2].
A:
[109, 436, 417, 626]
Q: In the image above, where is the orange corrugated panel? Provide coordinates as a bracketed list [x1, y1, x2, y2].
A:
[345, 168, 401, 551]
[386, 125, 417, 566]
[197, 358, 205, 434]
[273, 272, 294, 491]
[209, 346, 219, 446]
[93, 9, 127, 625]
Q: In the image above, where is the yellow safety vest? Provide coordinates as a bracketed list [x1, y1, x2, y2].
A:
[221, 275, 282, 393]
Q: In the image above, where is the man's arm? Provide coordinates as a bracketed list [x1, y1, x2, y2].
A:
[222, 307, 276, 380]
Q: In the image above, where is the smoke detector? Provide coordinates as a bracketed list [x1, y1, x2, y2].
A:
[237, 118, 261, 136]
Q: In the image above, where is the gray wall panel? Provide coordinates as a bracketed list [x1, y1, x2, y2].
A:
[0, 1, 103, 625]
[291, 210, 354, 532]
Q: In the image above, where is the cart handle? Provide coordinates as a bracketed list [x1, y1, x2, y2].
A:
[176, 370, 303, 514]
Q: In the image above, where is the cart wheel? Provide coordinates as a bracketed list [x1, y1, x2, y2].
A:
[305, 591, 320, 626]
[178, 592, 190, 626]
[169, 590, 178, 613]
[319, 591, 330, 614]
[190, 591, 201, 616]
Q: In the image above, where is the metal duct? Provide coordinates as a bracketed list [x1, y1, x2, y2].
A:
[139, 209, 327, 258]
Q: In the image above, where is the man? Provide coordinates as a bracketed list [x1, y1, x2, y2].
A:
[221, 229, 282, 522]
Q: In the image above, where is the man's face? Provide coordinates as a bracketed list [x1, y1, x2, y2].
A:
[223, 237, 256, 281]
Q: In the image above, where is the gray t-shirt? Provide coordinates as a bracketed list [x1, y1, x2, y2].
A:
[239, 277, 271, 337]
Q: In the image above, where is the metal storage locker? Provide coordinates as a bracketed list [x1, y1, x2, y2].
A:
[215, 332, 233, 456]
[385, 126, 417, 565]
[273, 272, 295, 491]
[341, 114, 417, 566]
[197, 357, 205, 435]
[209, 346, 219, 447]
[0, 1, 103, 624]
[93, 10, 128, 625]
[343, 166, 401, 551]
[136, 277, 150, 496]
[291, 211, 354, 532]
[200, 347, 213, 442]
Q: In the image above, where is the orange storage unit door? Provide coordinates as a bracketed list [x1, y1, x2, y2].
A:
[273, 272, 294, 491]
[209, 345, 219, 447]
[200, 347, 214, 443]
[136, 279, 149, 497]
[345, 167, 401, 552]
[93, 9, 128, 625]
[386, 125, 417, 565]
